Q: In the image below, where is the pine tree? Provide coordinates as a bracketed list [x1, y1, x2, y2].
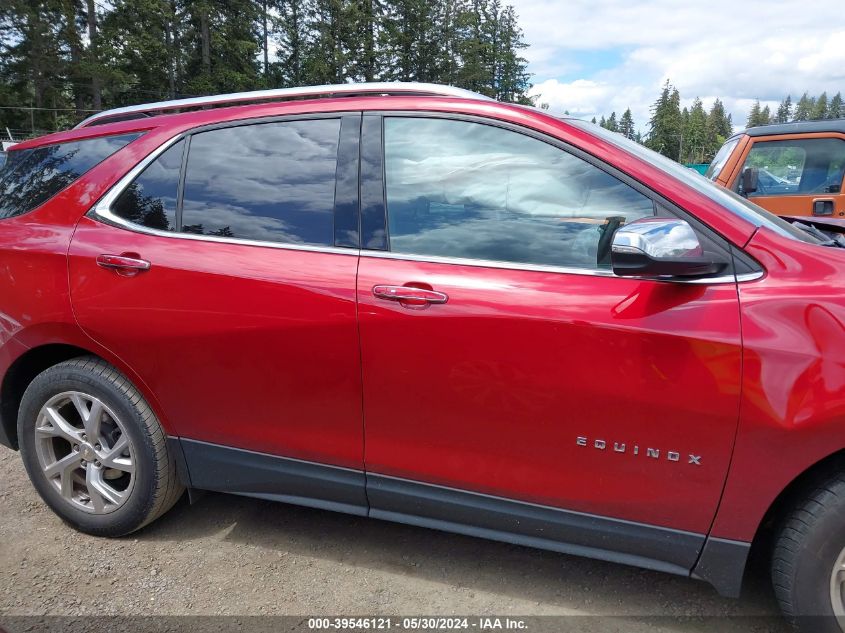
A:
[303, 0, 353, 84]
[745, 100, 772, 128]
[181, 0, 261, 95]
[683, 97, 708, 163]
[381, 0, 441, 82]
[619, 108, 635, 139]
[350, 0, 381, 81]
[274, 0, 309, 86]
[746, 100, 761, 128]
[494, 4, 531, 103]
[101, 0, 186, 105]
[830, 92, 844, 120]
[813, 92, 829, 120]
[646, 80, 683, 160]
[706, 99, 732, 141]
[794, 93, 814, 121]
[605, 111, 618, 132]
[775, 95, 792, 123]
[0, 1, 69, 132]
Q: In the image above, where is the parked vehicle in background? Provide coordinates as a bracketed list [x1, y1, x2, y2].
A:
[2, 83, 845, 633]
[707, 119, 845, 218]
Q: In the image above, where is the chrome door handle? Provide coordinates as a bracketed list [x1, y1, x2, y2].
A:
[372, 285, 448, 305]
[96, 254, 151, 273]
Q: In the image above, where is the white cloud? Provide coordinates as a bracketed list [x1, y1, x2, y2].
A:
[512, 0, 845, 133]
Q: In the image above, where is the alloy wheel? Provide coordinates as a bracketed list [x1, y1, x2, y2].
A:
[831, 546, 845, 631]
[34, 391, 135, 514]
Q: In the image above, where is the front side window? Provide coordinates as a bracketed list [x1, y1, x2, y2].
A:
[738, 138, 845, 196]
[705, 136, 740, 181]
[112, 139, 184, 231]
[180, 118, 340, 245]
[383, 117, 655, 270]
[0, 133, 141, 220]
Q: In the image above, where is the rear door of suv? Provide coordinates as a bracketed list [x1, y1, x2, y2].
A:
[68, 113, 367, 509]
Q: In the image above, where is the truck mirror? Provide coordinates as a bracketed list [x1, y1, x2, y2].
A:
[741, 167, 759, 196]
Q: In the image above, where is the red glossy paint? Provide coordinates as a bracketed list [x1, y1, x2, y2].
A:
[1, 92, 843, 549]
[711, 225, 845, 541]
[68, 217, 364, 469]
[357, 257, 742, 533]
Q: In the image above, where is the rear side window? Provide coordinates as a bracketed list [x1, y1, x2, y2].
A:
[0, 133, 141, 220]
[112, 139, 184, 231]
[180, 119, 340, 245]
[383, 117, 655, 270]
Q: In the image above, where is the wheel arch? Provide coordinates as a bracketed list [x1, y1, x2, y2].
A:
[751, 448, 845, 555]
[0, 339, 172, 450]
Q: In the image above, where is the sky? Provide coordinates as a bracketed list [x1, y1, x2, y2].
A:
[514, 0, 845, 133]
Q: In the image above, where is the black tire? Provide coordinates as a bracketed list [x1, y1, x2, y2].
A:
[17, 356, 184, 536]
[772, 472, 845, 633]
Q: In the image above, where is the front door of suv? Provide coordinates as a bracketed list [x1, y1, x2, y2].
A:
[69, 114, 366, 486]
[357, 115, 743, 550]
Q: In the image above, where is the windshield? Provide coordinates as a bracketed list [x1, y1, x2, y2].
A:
[567, 119, 822, 245]
[705, 136, 740, 181]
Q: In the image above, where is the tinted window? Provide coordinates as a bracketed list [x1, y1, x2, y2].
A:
[0, 133, 141, 220]
[568, 119, 821, 245]
[738, 138, 845, 196]
[112, 139, 184, 231]
[181, 119, 340, 245]
[383, 118, 655, 270]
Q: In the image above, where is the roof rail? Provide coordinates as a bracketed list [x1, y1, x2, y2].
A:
[74, 82, 494, 128]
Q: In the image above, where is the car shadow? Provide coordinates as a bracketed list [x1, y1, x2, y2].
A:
[137, 491, 789, 631]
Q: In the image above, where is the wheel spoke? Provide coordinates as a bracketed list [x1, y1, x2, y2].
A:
[43, 451, 82, 481]
[85, 466, 124, 510]
[84, 399, 104, 441]
[72, 394, 103, 441]
[100, 434, 133, 474]
[39, 407, 82, 444]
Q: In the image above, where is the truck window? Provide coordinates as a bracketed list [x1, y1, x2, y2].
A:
[738, 138, 845, 197]
[705, 137, 740, 181]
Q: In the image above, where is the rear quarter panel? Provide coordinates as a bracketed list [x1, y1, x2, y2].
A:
[0, 132, 177, 433]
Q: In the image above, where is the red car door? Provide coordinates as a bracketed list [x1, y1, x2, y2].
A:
[68, 115, 366, 501]
[357, 115, 743, 546]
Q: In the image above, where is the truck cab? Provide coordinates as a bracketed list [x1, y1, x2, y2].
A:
[707, 119, 845, 218]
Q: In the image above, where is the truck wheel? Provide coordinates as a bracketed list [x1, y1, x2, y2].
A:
[17, 356, 184, 536]
[772, 472, 845, 633]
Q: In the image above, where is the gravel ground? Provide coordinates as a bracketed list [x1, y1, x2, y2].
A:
[0, 445, 790, 632]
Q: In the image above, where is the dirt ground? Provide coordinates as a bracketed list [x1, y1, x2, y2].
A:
[0, 445, 790, 632]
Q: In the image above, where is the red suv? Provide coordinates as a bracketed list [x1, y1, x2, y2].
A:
[1, 83, 844, 631]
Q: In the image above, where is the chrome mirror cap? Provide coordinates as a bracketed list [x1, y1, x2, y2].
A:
[612, 218, 702, 259]
[611, 217, 727, 279]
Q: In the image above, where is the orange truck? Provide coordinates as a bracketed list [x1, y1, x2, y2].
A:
[706, 119, 845, 218]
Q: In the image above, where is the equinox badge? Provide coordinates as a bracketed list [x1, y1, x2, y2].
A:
[576, 436, 702, 465]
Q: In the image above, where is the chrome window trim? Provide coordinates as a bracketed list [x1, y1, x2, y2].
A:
[358, 249, 763, 284]
[90, 131, 357, 257]
[90, 121, 765, 281]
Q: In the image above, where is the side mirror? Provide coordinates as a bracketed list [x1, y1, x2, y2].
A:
[740, 167, 758, 196]
[611, 217, 727, 279]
